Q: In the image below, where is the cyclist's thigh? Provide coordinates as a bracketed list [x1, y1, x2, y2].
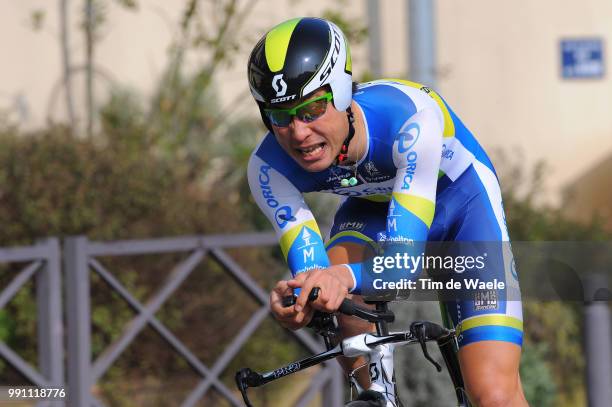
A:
[326, 197, 387, 263]
[437, 165, 523, 349]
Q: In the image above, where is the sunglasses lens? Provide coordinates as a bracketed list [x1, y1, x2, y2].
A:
[266, 110, 291, 127]
[297, 99, 328, 123]
[265, 93, 331, 127]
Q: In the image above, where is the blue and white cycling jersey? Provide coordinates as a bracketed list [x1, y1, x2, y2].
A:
[247, 79, 523, 347]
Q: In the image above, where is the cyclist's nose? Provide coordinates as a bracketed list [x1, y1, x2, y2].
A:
[289, 117, 312, 143]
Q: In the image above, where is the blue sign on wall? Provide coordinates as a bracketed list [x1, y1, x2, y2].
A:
[561, 38, 605, 79]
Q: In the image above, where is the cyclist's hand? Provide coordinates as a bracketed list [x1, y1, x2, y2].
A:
[269, 280, 314, 330]
[288, 265, 353, 314]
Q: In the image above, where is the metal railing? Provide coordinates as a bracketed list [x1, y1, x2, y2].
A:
[64, 233, 343, 407]
[0, 238, 64, 407]
[1, 234, 610, 406]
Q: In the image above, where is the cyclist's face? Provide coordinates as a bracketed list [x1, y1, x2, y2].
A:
[270, 89, 348, 172]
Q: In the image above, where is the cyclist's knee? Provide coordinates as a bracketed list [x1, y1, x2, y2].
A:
[465, 375, 526, 407]
[459, 342, 526, 406]
[465, 372, 527, 407]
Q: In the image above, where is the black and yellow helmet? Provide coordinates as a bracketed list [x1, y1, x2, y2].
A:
[247, 17, 353, 128]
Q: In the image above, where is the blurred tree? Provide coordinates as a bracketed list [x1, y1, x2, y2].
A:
[147, 0, 258, 150]
[59, 0, 77, 128]
[0, 2, 305, 402]
[519, 343, 557, 407]
[0, 115, 296, 401]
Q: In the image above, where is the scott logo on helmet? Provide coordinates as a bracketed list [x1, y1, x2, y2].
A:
[271, 94, 296, 104]
[272, 74, 287, 97]
[270, 74, 296, 103]
[319, 28, 341, 82]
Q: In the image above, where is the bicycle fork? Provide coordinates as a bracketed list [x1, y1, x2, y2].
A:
[345, 339, 402, 407]
[368, 343, 403, 407]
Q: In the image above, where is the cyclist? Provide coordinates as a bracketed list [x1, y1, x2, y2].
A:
[246, 17, 527, 406]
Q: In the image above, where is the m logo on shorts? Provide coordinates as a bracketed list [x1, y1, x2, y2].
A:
[272, 74, 287, 97]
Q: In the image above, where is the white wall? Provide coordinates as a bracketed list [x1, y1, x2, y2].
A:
[1, 0, 611, 201]
[436, 0, 612, 199]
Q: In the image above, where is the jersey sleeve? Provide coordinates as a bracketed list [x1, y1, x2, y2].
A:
[387, 107, 442, 242]
[247, 152, 330, 276]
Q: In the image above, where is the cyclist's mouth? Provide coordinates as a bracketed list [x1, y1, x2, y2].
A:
[297, 142, 326, 161]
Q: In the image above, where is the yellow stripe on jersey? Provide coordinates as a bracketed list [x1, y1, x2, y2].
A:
[392, 192, 435, 228]
[384, 78, 455, 138]
[279, 219, 321, 260]
[458, 315, 524, 336]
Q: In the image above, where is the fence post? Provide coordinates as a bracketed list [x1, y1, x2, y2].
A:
[36, 238, 65, 407]
[65, 236, 93, 407]
[584, 273, 612, 407]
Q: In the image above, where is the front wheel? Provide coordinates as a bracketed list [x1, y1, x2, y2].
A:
[345, 390, 387, 407]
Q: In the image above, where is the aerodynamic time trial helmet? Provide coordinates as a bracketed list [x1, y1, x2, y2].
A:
[247, 17, 353, 130]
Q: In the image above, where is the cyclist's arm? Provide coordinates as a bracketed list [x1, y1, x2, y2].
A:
[247, 153, 330, 276]
[387, 107, 442, 243]
[346, 107, 444, 293]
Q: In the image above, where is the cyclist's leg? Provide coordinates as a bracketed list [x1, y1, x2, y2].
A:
[439, 165, 527, 406]
[453, 283, 527, 406]
[459, 342, 527, 406]
[326, 197, 387, 390]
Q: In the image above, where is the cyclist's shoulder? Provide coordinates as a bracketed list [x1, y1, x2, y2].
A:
[356, 79, 443, 111]
[355, 79, 449, 137]
[248, 132, 316, 192]
[249, 132, 291, 171]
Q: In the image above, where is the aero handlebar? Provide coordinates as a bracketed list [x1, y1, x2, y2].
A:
[236, 289, 454, 407]
[282, 287, 395, 323]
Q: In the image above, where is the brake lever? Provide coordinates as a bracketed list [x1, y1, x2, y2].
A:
[411, 322, 442, 372]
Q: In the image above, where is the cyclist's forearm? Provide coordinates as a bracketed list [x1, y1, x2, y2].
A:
[247, 153, 332, 278]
